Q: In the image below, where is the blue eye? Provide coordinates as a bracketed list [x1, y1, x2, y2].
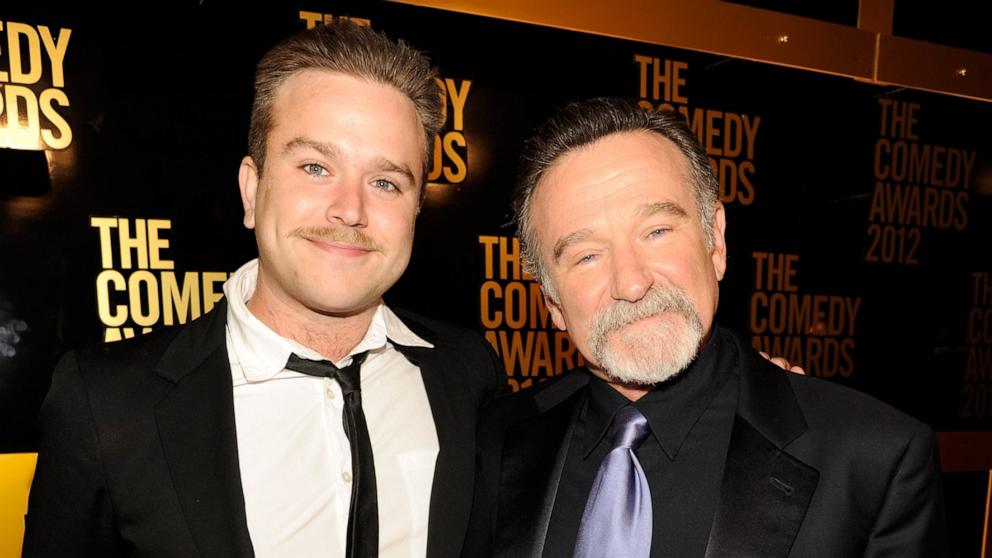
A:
[575, 253, 597, 265]
[373, 178, 398, 192]
[302, 163, 327, 176]
[648, 227, 669, 238]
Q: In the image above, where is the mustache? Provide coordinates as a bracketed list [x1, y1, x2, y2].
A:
[290, 226, 381, 252]
[591, 286, 697, 342]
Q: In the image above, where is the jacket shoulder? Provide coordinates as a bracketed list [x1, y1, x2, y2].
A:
[785, 370, 928, 438]
[61, 300, 228, 393]
[478, 370, 588, 443]
[391, 307, 507, 397]
[393, 308, 488, 351]
[74, 325, 180, 365]
[730, 327, 929, 444]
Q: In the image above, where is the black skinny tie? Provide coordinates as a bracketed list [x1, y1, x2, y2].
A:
[286, 352, 378, 558]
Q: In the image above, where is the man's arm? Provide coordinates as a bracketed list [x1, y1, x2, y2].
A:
[461, 396, 505, 558]
[482, 336, 509, 402]
[863, 422, 948, 557]
[23, 352, 126, 557]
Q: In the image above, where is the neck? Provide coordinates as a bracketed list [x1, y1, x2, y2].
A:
[588, 364, 654, 401]
[247, 276, 376, 362]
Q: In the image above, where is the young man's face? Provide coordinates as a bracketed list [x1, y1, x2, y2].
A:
[239, 70, 425, 316]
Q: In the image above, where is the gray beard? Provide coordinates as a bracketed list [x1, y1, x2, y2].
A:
[589, 286, 705, 386]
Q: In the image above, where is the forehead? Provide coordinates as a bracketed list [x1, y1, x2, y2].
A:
[268, 69, 424, 149]
[531, 131, 694, 225]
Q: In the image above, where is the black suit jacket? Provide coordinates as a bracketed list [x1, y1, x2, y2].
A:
[23, 300, 505, 558]
[464, 329, 947, 557]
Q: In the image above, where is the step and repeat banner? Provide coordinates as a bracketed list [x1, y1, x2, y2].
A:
[2, 1, 990, 553]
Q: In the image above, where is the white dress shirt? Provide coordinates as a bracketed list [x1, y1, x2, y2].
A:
[224, 259, 439, 558]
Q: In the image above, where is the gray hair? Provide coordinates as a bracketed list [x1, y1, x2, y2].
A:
[513, 97, 719, 298]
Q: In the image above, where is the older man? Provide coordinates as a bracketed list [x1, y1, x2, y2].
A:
[464, 98, 947, 557]
[24, 22, 504, 558]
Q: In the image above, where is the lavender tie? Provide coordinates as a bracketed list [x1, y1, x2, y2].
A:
[573, 405, 653, 558]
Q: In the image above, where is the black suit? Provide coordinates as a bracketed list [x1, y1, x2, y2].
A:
[465, 328, 947, 557]
[24, 300, 505, 558]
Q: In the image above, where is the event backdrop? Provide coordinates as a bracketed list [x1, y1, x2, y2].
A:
[2, 1, 990, 554]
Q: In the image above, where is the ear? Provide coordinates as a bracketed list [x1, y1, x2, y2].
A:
[710, 201, 728, 281]
[544, 290, 567, 332]
[238, 156, 260, 229]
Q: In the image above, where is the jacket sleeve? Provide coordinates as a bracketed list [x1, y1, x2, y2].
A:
[460, 396, 505, 558]
[863, 422, 948, 557]
[22, 351, 126, 557]
[481, 334, 509, 404]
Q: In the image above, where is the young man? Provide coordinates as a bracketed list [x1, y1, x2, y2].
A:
[24, 22, 504, 558]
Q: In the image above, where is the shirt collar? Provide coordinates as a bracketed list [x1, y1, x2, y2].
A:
[224, 259, 433, 384]
[581, 327, 736, 460]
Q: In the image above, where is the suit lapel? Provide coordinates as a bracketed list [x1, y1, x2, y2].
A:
[153, 301, 255, 558]
[495, 373, 588, 558]
[705, 334, 818, 558]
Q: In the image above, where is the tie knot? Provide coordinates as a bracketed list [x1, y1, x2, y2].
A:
[609, 406, 650, 450]
[285, 352, 368, 394]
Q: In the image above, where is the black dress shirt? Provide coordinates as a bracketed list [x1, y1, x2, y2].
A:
[544, 328, 741, 557]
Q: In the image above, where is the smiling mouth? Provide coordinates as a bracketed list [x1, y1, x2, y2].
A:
[307, 238, 376, 256]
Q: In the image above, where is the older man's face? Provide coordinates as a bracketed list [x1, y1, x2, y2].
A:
[530, 131, 727, 386]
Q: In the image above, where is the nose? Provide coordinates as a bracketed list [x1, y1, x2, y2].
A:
[610, 243, 653, 303]
[326, 178, 366, 227]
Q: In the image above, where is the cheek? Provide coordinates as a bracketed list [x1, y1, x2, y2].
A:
[556, 291, 598, 338]
[566, 317, 599, 366]
[655, 252, 708, 289]
[682, 272, 719, 327]
[254, 186, 290, 223]
[265, 191, 326, 232]
[382, 205, 418, 239]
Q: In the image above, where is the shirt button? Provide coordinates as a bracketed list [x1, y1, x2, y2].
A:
[342, 471, 352, 483]
[325, 384, 335, 399]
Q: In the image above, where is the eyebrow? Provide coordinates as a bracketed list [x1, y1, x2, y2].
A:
[550, 201, 690, 264]
[373, 156, 416, 184]
[283, 137, 339, 159]
[639, 201, 689, 219]
[552, 229, 593, 264]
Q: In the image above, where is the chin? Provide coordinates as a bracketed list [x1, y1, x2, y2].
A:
[301, 290, 378, 316]
[596, 324, 703, 386]
[601, 351, 691, 386]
